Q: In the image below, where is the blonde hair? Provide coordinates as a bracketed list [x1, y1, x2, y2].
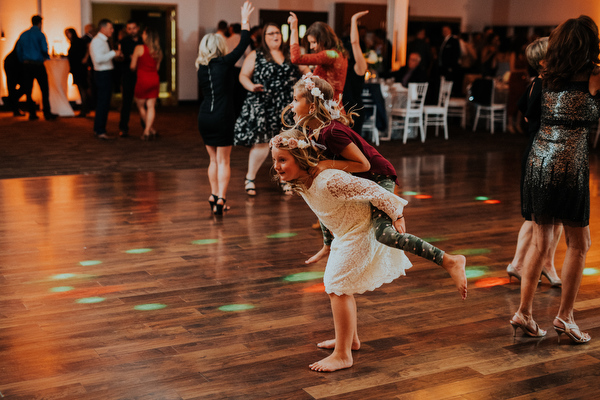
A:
[525, 37, 548, 72]
[282, 75, 357, 139]
[144, 28, 163, 64]
[271, 128, 324, 193]
[195, 33, 227, 69]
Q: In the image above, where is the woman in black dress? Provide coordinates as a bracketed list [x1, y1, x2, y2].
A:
[196, 1, 254, 215]
[510, 16, 600, 344]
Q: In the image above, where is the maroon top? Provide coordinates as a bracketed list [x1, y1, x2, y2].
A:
[314, 120, 397, 182]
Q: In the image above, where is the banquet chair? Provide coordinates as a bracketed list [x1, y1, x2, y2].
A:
[423, 79, 453, 140]
[387, 82, 429, 143]
[361, 88, 380, 146]
[471, 78, 507, 134]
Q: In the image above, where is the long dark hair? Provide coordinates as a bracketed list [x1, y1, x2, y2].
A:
[303, 21, 347, 56]
[259, 22, 289, 63]
[543, 15, 600, 90]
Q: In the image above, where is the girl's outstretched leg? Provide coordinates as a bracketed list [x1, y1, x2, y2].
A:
[310, 294, 356, 372]
[373, 207, 467, 299]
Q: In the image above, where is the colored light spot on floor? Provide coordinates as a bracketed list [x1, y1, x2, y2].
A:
[449, 248, 491, 256]
[134, 303, 167, 311]
[414, 194, 432, 199]
[303, 283, 325, 293]
[465, 266, 489, 279]
[474, 277, 510, 288]
[219, 304, 255, 312]
[267, 232, 298, 239]
[75, 297, 106, 304]
[49, 286, 75, 293]
[191, 239, 218, 245]
[283, 271, 325, 282]
[54, 285, 124, 299]
[79, 260, 102, 266]
[52, 273, 79, 280]
[422, 237, 446, 243]
[403, 191, 419, 196]
[475, 196, 489, 201]
[483, 199, 501, 204]
[583, 268, 600, 276]
[125, 248, 152, 254]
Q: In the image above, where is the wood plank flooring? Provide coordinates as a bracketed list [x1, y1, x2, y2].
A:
[1, 107, 600, 399]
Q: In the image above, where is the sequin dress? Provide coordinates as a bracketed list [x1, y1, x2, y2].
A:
[301, 169, 412, 295]
[522, 81, 600, 227]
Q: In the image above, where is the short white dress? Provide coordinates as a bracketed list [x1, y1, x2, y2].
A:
[301, 169, 412, 295]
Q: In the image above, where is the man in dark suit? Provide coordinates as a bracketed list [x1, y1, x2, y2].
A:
[391, 52, 428, 87]
[438, 25, 462, 95]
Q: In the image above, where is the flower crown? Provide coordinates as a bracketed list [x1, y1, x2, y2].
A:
[300, 73, 341, 120]
[270, 135, 311, 150]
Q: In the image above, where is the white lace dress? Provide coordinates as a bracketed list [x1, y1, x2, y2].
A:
[301, 169, 412, 295]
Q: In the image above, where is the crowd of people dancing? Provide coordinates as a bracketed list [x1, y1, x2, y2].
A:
[3, 2, 599, 374]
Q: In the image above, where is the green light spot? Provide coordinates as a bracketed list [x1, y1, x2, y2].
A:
[403, 191, 419, 196]
[475, 196, 490, 201]
[52, 273, 78, 280]
[191, 239, 218, 245]
[134, 303, 167, 311]
[583, 268, 600, 276]
[422, 237, 446, 243]
[449, 248, 491, 256]
[49, 286, 75, 293]
[283, 271, 325, 282]
[267, 232, 298, 239]
[125, 248, 152, 254]
[75, 297, 106, 304]
[80, 260, 102, 266]
[465, 266, 489, 279]
[219, 304, 255, 312]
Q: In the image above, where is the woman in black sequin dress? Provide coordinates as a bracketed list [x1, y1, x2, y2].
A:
[511, 16, 600, 344]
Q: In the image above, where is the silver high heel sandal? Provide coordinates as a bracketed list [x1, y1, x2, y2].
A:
[506, 264, 521, 282]
[541, 268, 562, 287]
[553, 317, 590, 344]
[510, 312, 547, 337]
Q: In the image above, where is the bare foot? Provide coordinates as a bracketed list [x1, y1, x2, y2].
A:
[317, 338, 360, 350]
[442, 254, 467, 300]
[309, 353, 353, 372]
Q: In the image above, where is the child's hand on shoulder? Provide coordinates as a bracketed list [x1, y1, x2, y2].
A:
[309, 160, 329, 177]
[393, 215, 406, 234]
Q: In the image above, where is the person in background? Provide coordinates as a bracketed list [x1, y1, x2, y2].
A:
[438, 25, 461, 95]
[15, 15, 57, 121]
[65, 28, 90, 118]
[391, 52, 428, 87]
[233, 22, 303, 196]
[196, 1, 254, 215]
[89, 18, 122, 140]
[342, 11, 369, 138]
[118, 20, 141, 137]
[3, 46, 26, 116]
[131, 28, 162, 141]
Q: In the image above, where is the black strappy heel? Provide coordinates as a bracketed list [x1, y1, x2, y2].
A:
[214, 198, 227, 215]
[208, 194, 218, 212]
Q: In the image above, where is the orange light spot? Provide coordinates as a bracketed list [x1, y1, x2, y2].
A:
[302, 283, 325, 293]
[414, 194, 432, 199]
[474, 277, 510, 288]
[483, 199, 501, 204]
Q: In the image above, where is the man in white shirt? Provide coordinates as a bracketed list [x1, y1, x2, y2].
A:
[89, 19, 121, 140]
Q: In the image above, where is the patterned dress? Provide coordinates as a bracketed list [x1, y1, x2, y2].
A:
[234, 50, 301, 146]
[301, 169, 412, 295]
[522, 81, 600, 227]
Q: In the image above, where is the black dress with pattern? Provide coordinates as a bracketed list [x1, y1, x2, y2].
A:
[522, 81, 600, 227]
[234, 50, 300, 146]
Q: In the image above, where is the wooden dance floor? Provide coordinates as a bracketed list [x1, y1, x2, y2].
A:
[1, 106, 600, 399]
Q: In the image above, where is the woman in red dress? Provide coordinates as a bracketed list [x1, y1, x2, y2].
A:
[130, 28, 162, 140]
